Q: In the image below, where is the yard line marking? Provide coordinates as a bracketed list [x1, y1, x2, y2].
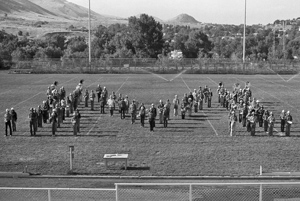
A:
[116, 77, 129, 93]
[87, 116, 102, 135]
[287, 73, 300, 82]
[257, 75, 300, 93]
[181, 77, 191, 91]
[33, 75, 54, 84]
[266, 67, 287, 82]
[86, 77, 103, 88]
[202, 111, 219, 136]
[181, 76, 219, 136]
[207, 77, 218, 85]
[60, 77, 78, 85]
[170, 70, 187, 81]
[140, 69, 169, 81]
[0, 76, 56, 96]
[235, 77, 299, 111]
[12, 92, 43, 109]
[0, 89, 13, 96]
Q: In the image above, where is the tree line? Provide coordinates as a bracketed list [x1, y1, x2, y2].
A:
[1, 14, 300, 68]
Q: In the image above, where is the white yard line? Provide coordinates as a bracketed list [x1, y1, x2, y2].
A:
[140, 69, 169, 81]
[0, 89, 13, 96]
[207, 77, 218, 85]
[33, 75, 54, 84]
[235, 77, 299, 111]
[181, 76, 219, 136]
[202, 110, 219, 136]
[170, 70, 187, 81]
[266, 67, 287, 82]
[257, 75, 300, 93]
[287, 73, 300, 82]
[86, 116, 102, 135]
[60, 77, 78, 85]
[116, 77, 129, 93]
[86, 77, 103, 88]
[11, 92, 43, 110]
[181, 77, 191, 91]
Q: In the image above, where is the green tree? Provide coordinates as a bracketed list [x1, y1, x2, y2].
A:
[184, 30, 213, 58]
[128, 14, 164, 58]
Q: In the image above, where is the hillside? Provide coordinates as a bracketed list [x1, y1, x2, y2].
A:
[166, 13, 200, 24]
[0, 0, 55, 16]
[0, 0, 118, 21]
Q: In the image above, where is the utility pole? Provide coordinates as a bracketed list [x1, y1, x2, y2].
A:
[242, 0, 247, 63]
[273, 28, 276, 58]
[88, 0, 91, 71]
[282, 21, 286, 59]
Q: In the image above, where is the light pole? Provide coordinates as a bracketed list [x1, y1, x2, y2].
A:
[88, 0, 91, 71]
[242, 0, 247, 63]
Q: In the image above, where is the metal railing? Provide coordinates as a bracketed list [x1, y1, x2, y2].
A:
[2, 182, 300, 201]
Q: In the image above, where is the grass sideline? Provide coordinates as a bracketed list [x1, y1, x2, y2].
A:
[0, 72, 300, 176]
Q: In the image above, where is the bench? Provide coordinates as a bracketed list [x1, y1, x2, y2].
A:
[104, 154, 128, 170]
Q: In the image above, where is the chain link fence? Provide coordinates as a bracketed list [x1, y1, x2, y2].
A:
[0, 188, 116, 201]
[2, 183, 300, 200]
[115, 182, 300, 201]
[8, 58, 300, 74]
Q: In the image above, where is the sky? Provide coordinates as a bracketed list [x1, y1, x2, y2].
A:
[68, 0, 300, 25]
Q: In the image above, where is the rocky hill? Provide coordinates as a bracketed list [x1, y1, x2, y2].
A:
[166, 13, 200, 24]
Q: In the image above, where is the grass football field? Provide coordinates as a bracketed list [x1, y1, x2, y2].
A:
[0, 71, 299, 176]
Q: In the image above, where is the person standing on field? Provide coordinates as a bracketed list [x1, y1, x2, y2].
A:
[180, 101, 186, 119]
[71, 112, 77, 136]
[28, 108, 36, 136]
[119, 98, 126, 119]
[139, 103, 146, 127]
[42, 100, 49, 123]
[198, 91, 204, 110]
[263, 110, 270, 133]
[267, 112, 275, 136]
[148, 104, 157, 132]
[163, 105, 168, 128]
[207, 88, 213, 108]
[75, 109, 81, 133]
[37, 105, 43, 128]
[247, 110, 256, 136]
[4, 109, 12, 136]
[95, 84, 102, 102]
[50, 109, 57, 136]
[90, 90, 96, 111]
[107, 95, 115, 116]
[285, 111, 293, 137]
[229, 111, 237, 136]
[10, 108, 17, 132]
[280, 110, 286, 133]
[61, 99, 66, 121]
[157, 100, 164, 124]
[99, 94, 105, 114]
[84, 89, 89, 108]
[129, 100, 137, 124]
[173, 95, 180, 118]
[33, 108, 38, 132]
